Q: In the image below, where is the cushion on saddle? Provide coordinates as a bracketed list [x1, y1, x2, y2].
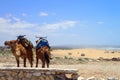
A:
[36, 39, 49, 49]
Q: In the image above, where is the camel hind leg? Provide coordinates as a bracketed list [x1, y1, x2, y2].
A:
[44, 51, 50, 68]
[41, 58, 45, 68]
[28, 57, 33, 67]
[27, 49, 33, 67]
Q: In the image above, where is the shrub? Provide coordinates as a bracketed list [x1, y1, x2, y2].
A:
[68, 52, 72, 55]
[81, 53, 85, 56]
[64, 56, 68, 59]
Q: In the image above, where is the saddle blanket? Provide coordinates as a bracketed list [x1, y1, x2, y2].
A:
[36, 39, 49, 49]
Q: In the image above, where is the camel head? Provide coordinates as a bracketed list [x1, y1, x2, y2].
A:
[4, 40, 17, 47]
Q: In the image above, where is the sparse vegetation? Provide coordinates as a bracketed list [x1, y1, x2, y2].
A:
[68, 52, 72, 55]
[81, 53, 85, 56]
[0, 48, 11, 55]
[64, 56, 68, 59]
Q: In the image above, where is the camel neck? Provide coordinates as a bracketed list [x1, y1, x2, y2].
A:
[11, 45, 16, 53]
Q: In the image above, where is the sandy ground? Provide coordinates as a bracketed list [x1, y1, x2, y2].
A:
[52, 48, 120, 59]
[52, 48, 120, 79]
[0, 48, 120, 79]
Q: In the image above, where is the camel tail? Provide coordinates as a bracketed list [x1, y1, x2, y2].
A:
[44, 52, 50, 64]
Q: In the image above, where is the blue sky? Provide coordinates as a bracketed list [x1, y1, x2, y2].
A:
[0, 0, 120, 46]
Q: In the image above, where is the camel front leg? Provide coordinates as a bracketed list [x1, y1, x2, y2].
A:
[36, 57, 39, 67]
[23, 57, 26, 67]
[16, 58, 20, 67]
[29, 58, 33, 67]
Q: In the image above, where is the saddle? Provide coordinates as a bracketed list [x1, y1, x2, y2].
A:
[36, 39, 50, 49]
[17, 35, 33, 49]
[20, 38, 33, 49]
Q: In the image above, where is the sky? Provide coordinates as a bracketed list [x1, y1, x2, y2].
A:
[0, 0, 120, 46]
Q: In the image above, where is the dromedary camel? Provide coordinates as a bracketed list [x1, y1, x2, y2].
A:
[36, 40, 50, 68]
[4, 40, 34, 67]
